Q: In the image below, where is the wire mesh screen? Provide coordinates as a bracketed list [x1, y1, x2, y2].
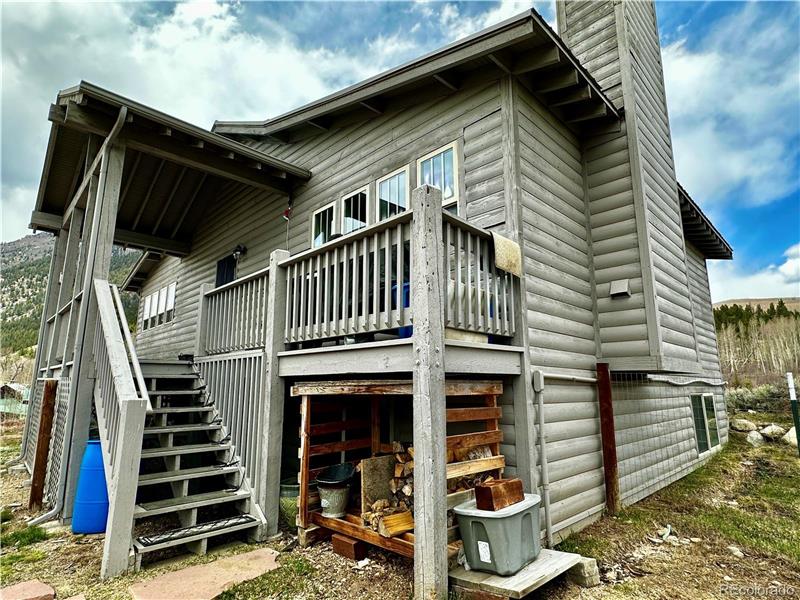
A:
[43, 376, 70, 508]
[611, 372, 726, 506]
[22, 380, 45, 471]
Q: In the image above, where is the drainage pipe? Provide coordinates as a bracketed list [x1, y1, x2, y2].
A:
[532, 369, 553, 548]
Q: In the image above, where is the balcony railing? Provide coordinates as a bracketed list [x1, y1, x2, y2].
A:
[281, 209, 516, 345]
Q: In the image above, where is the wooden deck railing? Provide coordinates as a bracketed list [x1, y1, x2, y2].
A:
[201, 267, 269, 355]
[92, 279, 149, 578]
[281, 210, 516, 344]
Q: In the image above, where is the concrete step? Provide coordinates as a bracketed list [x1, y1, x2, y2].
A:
[143, 423, 222, 435]
[133, 514, 259, 555]
[140, 442, 231, 459]
[138, 465, 240, 486]
[134, 489, 250, 518]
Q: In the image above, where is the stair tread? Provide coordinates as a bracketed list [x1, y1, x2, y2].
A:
[146, 374, 198, 379]
[150, 406, 213, 414]
[139, 465, 240, 485]
[140, 443, 230, 458]
[133, 515, 259, 554]
[149, 389, 204, 396]
[135, 489, 250, 517]
[143, 423, 222, 434]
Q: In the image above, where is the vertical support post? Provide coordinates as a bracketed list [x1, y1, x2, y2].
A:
[596, 363, 620, 515]
[63, 142, 126, 521]
[787, 372, 799, 458]
[259, 248, 290, 537]
[510, 273, 536, 493]
[28, 379, 58, 511]
[410, 185, 448, 599]
[194, 283, 215, 357]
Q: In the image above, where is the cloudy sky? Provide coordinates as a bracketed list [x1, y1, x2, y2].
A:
[1, 0, 798, 302]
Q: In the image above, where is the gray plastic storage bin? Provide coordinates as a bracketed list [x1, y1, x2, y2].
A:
[454, 493, 541, 576]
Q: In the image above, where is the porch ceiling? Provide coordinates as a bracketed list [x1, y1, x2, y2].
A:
[30, 82, 311, 256]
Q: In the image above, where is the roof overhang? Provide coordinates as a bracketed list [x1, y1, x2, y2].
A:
[31, 82, 310, 256]
[678, 183, 732, 260]
[213, 9, 621, 141]
[122, 250, 165, 292]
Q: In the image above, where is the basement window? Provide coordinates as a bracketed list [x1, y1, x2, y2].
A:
[341, 187, 369, 234]
[311, 201, 337, 248]
[417, 141, 459, 211]
[377, 166, 409, 221]
[690, 393, 719, 454]
[141, 282, 177, 331]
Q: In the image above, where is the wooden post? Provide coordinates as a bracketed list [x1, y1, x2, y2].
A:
[410, 185, 448, 599]
[596, 363, 620, 515]
[64, 142, 126, 521]
[258, 248, 290, 537]
[28, 379, 58, 511]
[194, 283, 215, 357]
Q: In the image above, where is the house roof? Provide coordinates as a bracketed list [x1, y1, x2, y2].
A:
[678, 183, 733, 260]
[122, 250, 165, 292]
[31, 82, 310, 256]
[213, 9, 621, 141]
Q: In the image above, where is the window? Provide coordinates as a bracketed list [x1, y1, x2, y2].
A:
[690, 393, 720, 454]
[312, 202, 336, 248]
[341, 187, 369, 234]
[377, 166, 409, 221]
[417, 142, 459, 209]
[141, 282, 177, 331]
[216, 255, 237, 287]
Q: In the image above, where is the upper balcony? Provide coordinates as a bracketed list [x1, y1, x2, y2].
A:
[194, 188, 525, 377]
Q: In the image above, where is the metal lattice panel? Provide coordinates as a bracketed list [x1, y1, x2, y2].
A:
[22, 381, 45, 471]
[43, 376, 70, 509]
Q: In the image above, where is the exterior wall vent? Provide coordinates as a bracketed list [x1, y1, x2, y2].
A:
[609, 279, 631, 298]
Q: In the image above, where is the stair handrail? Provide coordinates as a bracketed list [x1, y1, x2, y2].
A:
[92, 278, 148, 578]
[109, 283, 152, 413]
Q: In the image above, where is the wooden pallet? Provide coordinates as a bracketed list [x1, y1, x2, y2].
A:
[293, 379, 505, 557]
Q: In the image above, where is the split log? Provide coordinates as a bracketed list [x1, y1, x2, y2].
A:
[403, 461, 415, 477]
[378, 511, 415, 538]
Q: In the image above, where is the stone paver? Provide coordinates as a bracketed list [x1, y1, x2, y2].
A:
[129, 548, 279, 600]
[0, 580, 55, 600]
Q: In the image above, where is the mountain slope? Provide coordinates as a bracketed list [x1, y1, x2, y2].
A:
[1, 233, 141, 352]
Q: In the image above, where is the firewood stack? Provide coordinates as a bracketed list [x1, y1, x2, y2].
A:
[389, 441, 415, 512]
[362, 499, 415, 538]
[446, 444, 495, 493]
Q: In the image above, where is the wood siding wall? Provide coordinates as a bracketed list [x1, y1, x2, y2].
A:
[686, 243, 721, 375]
[623, 1, 698, 366]
[557, 0, 623, 108]
[516, 83, 597, 374]
[584, 122, 650, 360]
[613, 381, 727, 505]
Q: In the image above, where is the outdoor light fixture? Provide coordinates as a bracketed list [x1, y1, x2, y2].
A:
[232, 244, 247, 261]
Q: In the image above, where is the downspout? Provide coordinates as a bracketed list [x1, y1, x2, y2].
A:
[30, 106, 128, 526]
[532, 369, 553, 548]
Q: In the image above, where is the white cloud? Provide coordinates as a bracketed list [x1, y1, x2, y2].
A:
[709, 242, 800, 302]
[436, 0, 555, 43]
[663, 3, 800, 208]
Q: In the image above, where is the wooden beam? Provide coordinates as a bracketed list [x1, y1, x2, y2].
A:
[433, 73, 459, 91]
[487, 52, 512, 73]
[512, 46, 560, 74]
[117, 151, 142, 210]
[152, 166, 187, 235]
[113, 228, 190, 255]
[546, 84, 592, 107]
[131, 159, 165, 230]
[446, 430, 503, 451]
[446, 407, 502, 422]
[563, 102, 609, 124]
[597, 363, 620, 516]
[306, 119, 329, 132]
[171, 173, 207, 238]
[53, 102, 292, 193]
[28, 379, 58, 511]
[358, 100, 383, 115]
[530, 67, 579, 93]
[410, 184, 448, 598]
[29, 210, 62, 231]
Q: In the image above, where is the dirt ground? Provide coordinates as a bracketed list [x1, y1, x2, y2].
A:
[2, 414, 797, 599]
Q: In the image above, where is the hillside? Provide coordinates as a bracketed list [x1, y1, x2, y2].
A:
[1, 233, 141, 352]
[714, 297, 800, 312]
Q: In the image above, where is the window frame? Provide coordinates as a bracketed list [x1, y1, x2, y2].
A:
[340, 185, 371, 235]
[690, 392, 720, 455]
[310, 200, 338, 248]
[140, 282, 177, 332]
[376, 165, 410, 222]
[416, 141, 460, 209]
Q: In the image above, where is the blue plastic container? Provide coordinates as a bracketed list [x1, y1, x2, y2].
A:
[71, 440, 109, 534]
[392, 282, 412, 338]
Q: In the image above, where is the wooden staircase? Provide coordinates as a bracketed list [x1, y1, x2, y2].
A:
[131, 359, 265, 570]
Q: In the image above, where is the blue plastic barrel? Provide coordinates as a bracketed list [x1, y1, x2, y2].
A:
[71, 440, 109, 534]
